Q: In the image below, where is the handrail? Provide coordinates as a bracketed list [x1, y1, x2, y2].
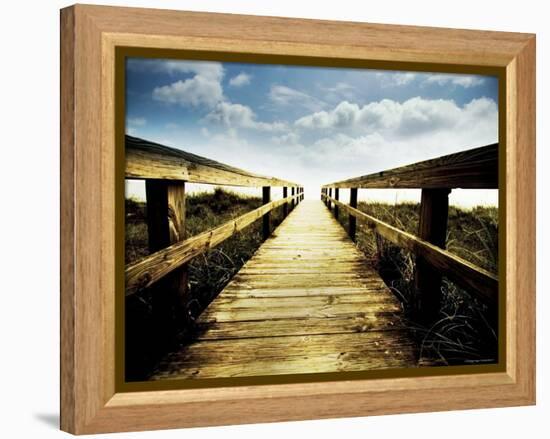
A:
[320, 143, 499, 322]
[126, 135, 300, 187]
[323, 143, 497, 189]
[126, 192, 301, 296]
[321, 193, 498, 305]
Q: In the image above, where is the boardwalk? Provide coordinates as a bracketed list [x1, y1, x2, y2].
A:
[151, 200, 417, 380]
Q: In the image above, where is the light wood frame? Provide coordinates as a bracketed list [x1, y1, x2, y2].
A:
[60, 4, 536, 434]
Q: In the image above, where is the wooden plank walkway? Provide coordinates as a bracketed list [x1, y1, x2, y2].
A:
[151, 200, 417, 380]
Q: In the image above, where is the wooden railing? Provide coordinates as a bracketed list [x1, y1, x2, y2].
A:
[321, 144, 498, 323]
[125, 135, 303, 305]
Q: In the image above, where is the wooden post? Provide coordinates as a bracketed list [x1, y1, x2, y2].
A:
[291, 187, 295, 209]
[328, 188, 332, 210]
[262, 186, 271, 240]
[145, 180, 188, 350]
[349, 188, 358, 241]
[283, 186, 288, 217]
[414, 188, 451, 323]
[334, 188, 340, 219]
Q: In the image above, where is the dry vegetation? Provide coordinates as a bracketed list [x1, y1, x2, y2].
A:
[125, 188, 286, 379]
[125, 190, 499, 378]
[335, 201, 498, 366]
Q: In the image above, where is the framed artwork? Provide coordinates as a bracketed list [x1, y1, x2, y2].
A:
[60, 4, 536, 434]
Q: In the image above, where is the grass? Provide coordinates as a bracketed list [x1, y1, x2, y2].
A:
[335, 201, 498, 366]
[125, 190, 499, 378]
[125, 188, 286, 380]
[126, 188, 287, 314]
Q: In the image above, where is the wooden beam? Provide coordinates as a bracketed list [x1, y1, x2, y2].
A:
[323, 144, 498, 189]
[414, 189, 450, 322]
[262, 186, 271, 240]
[334, 188, 340, 219]
[283, 187, 288, 217]
[326, 195, 498, 305]
[144, 180, 188, 350]
[349, 188, 358, 241]
[126, 192, 301, 296]
[126, 135, 300, 188]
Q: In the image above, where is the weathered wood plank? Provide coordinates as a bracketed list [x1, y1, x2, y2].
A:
[194, 314, 406, 340]
[150, 201, 417, 380]
[414, 188, 451, 322]
[125, 192, 300, 296]
[349, 188, 358, 241]
[325, 195, 498, 305]
[144, 180, 189, 349]
[151, 331, 416, 380]
[126, 135, 299, 187]
[262, 186, 271, 240]
[323, 143, 498, 189]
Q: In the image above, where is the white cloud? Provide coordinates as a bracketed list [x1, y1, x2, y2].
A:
[229, 72, 252, 87]
[271, 132, 300, 145]
[127, 58, 224, 80]
[295, 97, 497, 138]
[424, 74, 485, 88]
[377, 72, 417, 87]
[150, 60, 225, 108]
[126, 117, 146, 127]
[204, 102, 286, 132]
[269, 85, 326, 111]
[153, 75, 224, 108]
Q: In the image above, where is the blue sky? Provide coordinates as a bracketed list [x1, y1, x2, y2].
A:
[125, 57, 499, 207]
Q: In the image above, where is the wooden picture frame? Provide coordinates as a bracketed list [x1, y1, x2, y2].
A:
[60, 4, 536, 434]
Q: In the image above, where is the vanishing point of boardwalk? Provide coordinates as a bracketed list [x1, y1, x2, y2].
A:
[151, 200, 416, 380]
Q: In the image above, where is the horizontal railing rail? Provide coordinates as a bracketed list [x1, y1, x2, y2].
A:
[322, 143, 498, 189]
[126, 192, 301, 296]
[321, 194, 498, 305]
[321, 143, 499, 323]
[125, 135, 304, 300]
[126, 135, 300, 188]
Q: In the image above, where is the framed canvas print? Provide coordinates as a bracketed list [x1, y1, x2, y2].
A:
[60, 4, 536, 434]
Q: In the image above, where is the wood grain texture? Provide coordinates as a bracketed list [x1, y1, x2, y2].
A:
[150, 201, 416, 380]
[60, 4, 535, 434]
[414, 189, 451, 322]
[323, 194, 498, 305]
[323, 143, 498, 189]
[125, 193, 301, 296]
[60, 6, 75, 433]
[127, 135, 299, 187]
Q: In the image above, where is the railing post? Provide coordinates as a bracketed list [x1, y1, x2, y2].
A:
[328, 188, 332, 210]
[414, 188, 451, 323]
[262, 186, 271, 240]
[349, 188, 358, 241]
[291, 187, 295, 209]
[334, 188, 339, 219]
[283, 186, 288, 217]
[145, 180, 188, 350]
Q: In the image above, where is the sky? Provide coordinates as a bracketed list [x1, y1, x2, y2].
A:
[125, 57, 499, 207]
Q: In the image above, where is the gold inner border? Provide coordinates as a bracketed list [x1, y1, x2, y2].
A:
[115, 46, 507, 393]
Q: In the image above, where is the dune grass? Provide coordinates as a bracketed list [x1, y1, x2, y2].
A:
[125, 190, 499, 378]
[334, 201, 498, 366]
[125, 188, 286, 379]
